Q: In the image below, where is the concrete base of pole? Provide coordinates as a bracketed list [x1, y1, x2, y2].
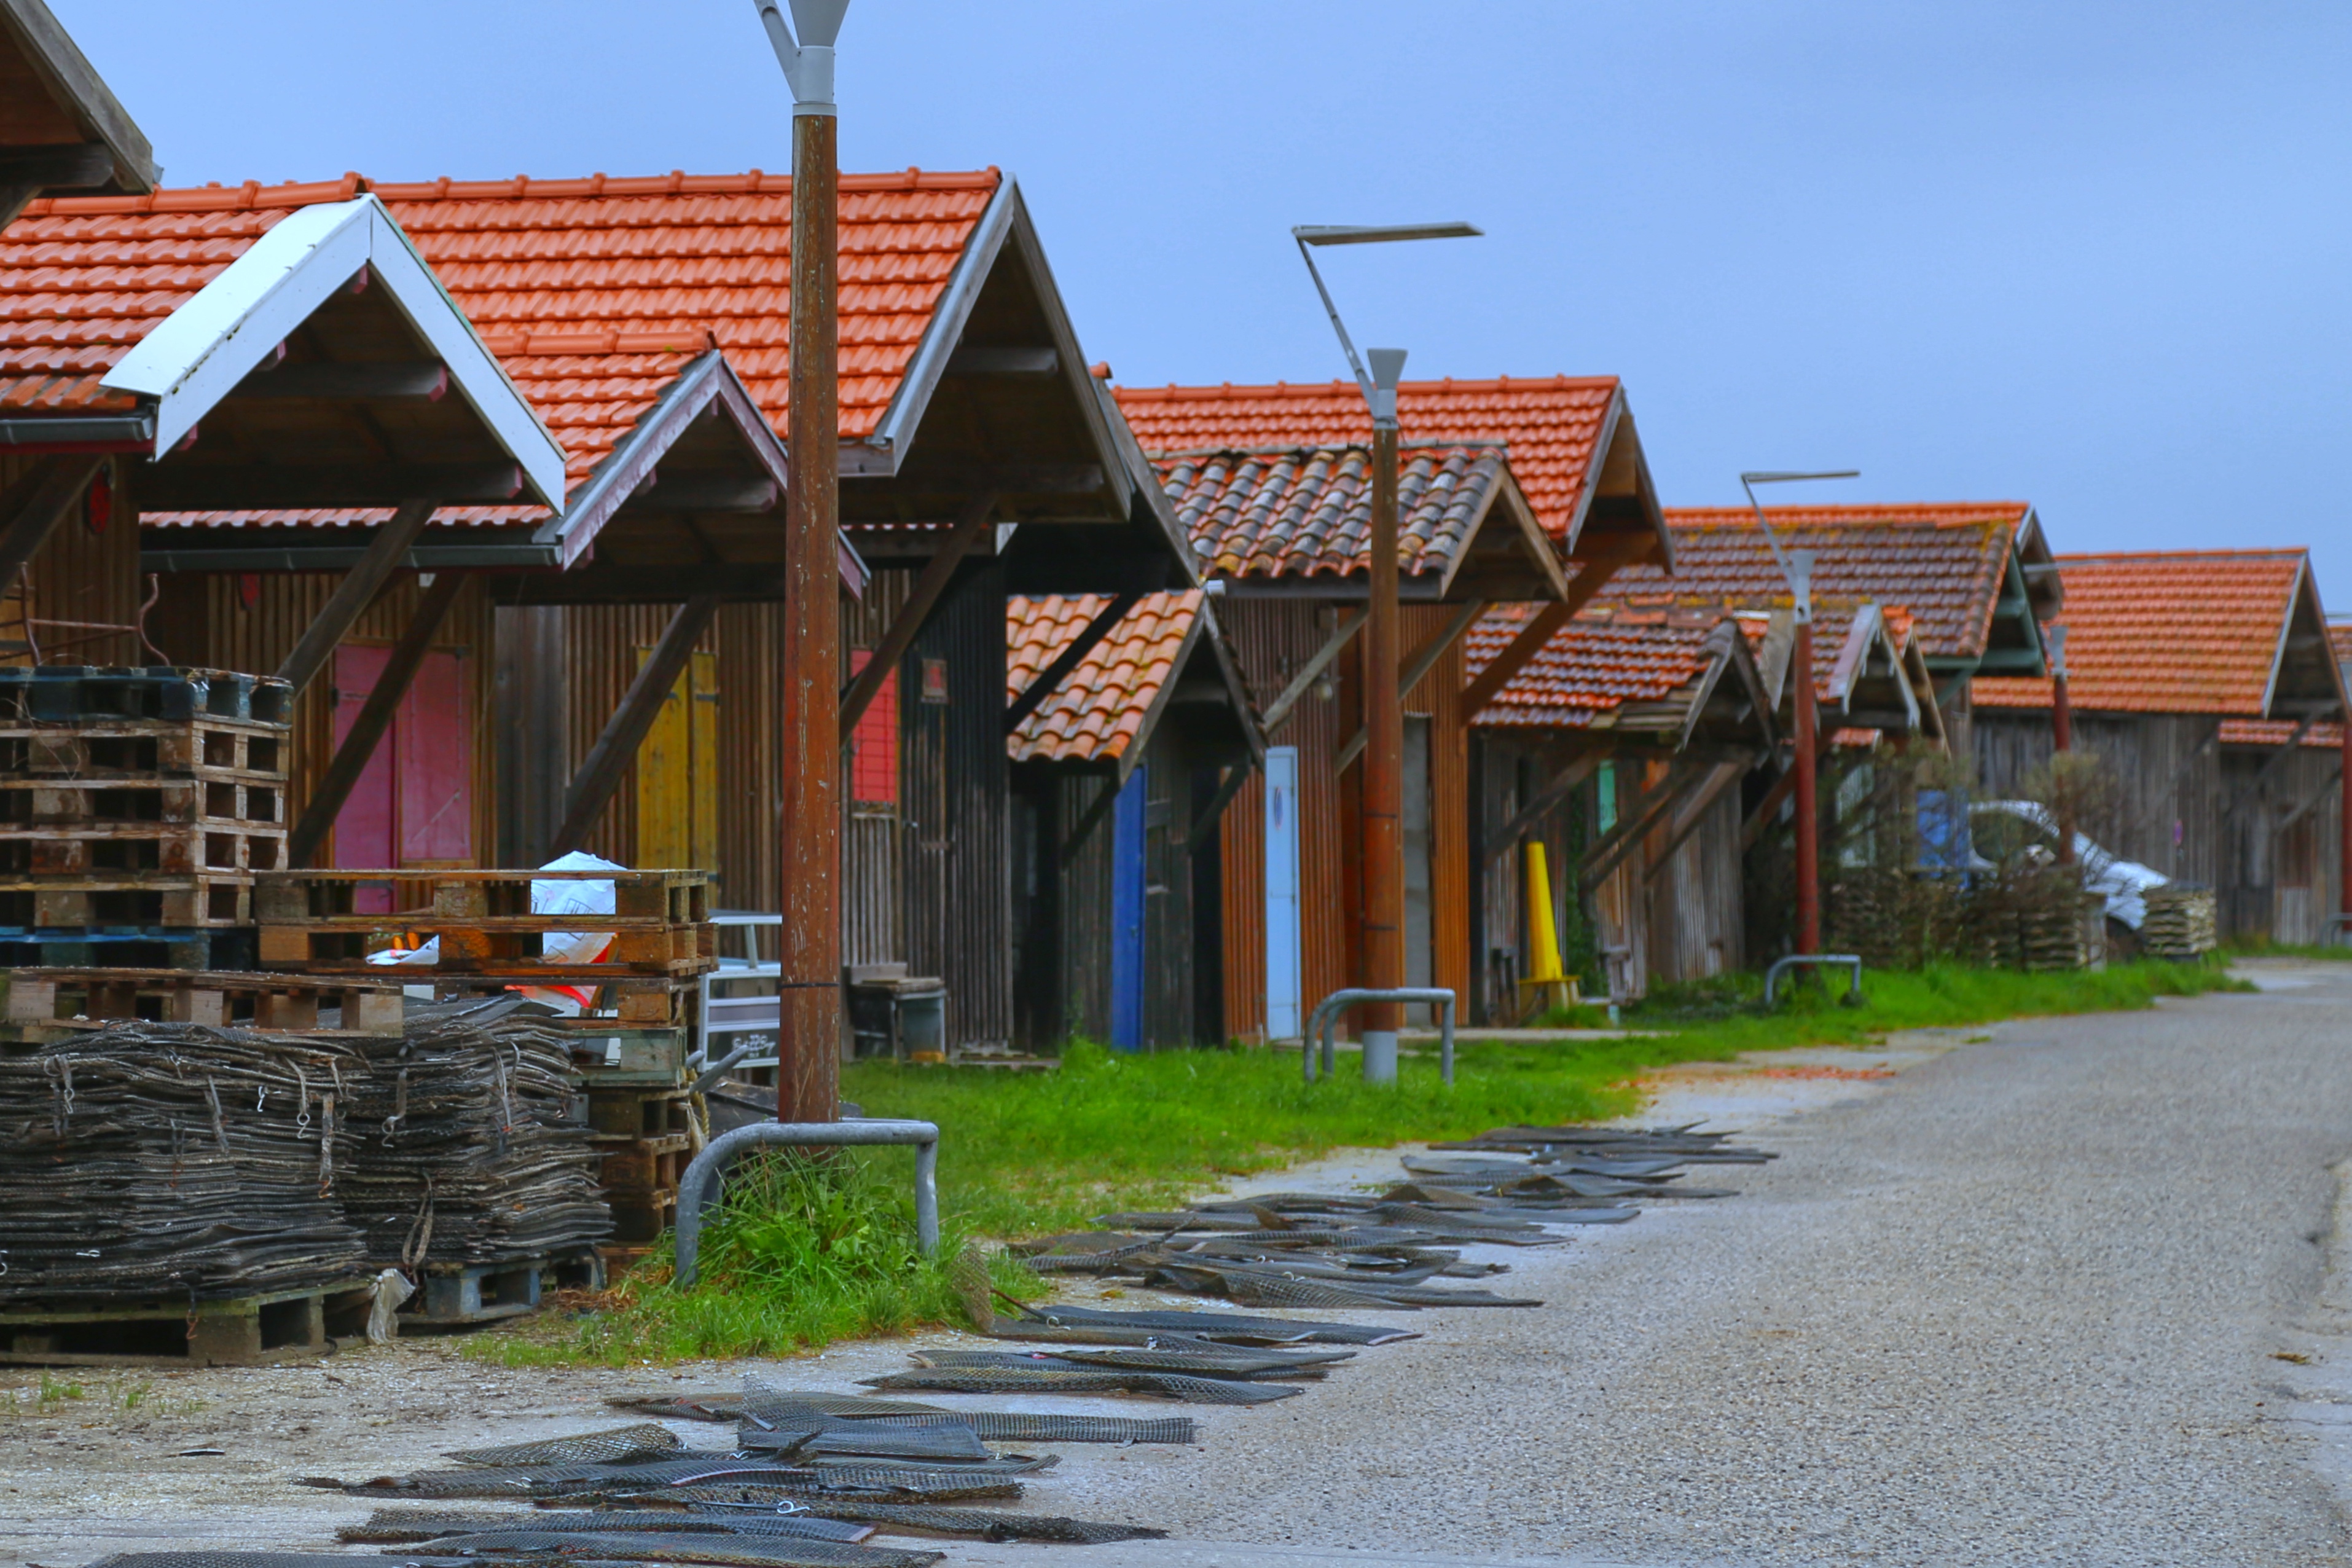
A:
[1361, 1029, 1398, 1084]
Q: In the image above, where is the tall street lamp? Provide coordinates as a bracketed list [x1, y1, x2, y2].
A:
[1294, 220, 1480, 1084]
[756, 0, 850, 1124]
[1741, 468, 1857, 960]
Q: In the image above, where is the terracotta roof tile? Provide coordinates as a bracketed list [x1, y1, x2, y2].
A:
[1602, 504, 2034, 659]
[1973, 551, 2308, 716]
[1156, 443, 1507, 582]
[1116, 377, 1613, 541]
[1463, 602, 1726, 729]
[6, 169, 999, 520]
[2219, 718, 2344, 748]
[1006, 590, 1203, 764]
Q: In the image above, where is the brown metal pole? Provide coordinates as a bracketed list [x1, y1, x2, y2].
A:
[777, 96, 842, 1123]
[1792, 617, 1821, 956]
[2047, 622, 2074, 864]
[1360, 420, 1405, 1078]
[2340, 660, 2352, 943]
[2050, 669, 2074, 753]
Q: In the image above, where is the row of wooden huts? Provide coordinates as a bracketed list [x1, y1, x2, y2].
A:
[2, 0, 2344, 1054]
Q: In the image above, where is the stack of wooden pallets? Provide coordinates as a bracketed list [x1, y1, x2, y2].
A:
[0, 666, 290, 970]
[252, 866, 715, 1268]
[2141, 884, 2218, 958]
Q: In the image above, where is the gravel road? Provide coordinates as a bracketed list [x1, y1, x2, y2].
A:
[985, 963, 2352, 1567]
[6, 965, 2348, 1568]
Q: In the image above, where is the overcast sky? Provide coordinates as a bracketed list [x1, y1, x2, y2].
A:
[53, 1, 2352, 610]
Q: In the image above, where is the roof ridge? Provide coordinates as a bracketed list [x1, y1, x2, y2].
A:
[1116, 375, 1620, 400]
[1664, 503, 2031, 522]
[26, 167, 1003, 218]
[2054, 547, 2307, 565]
[1149, 439, 1511, 462]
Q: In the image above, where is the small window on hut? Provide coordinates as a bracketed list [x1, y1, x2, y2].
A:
[849, 650, 899, 806]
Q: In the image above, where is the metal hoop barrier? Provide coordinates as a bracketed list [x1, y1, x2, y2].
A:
[673, 1118, 941, 1288]
[1301, 987, 1457, 1086]
[1763, 954, 1865, 1009]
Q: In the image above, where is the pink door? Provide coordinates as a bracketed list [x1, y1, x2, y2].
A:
[330, 645, 472, 902]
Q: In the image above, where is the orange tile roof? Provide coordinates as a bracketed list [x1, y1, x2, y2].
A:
[2219, 718, 2344, 748]
[1115, 377, 1615, 541]
[1728, 603, 1899, 710]
[1464, 602, 1727, 729]
[1603, 504, 2035, 659]
[1972, 551, 2309, 716]
[7, 169, 999, 520]
[1156, 443, 1508, 582]
[2332, 621, 2352, 667]
[1006, 590, 1203, 764]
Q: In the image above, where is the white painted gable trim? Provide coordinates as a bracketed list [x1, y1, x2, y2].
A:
[100, 196, 566, 508]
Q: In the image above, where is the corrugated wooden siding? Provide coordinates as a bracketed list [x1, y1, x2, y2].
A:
[1140, 731, 1196, 1048]
[17, 455, 141, 668]
[903, 565, 1011, 1049]
[1058, 771, 1115, 1041]
[1401, 603, 1472, 1019]
[144, 569, 497, 867]
[1218, 599, 1350, 1041]
[1645, 783, 1745, 981]
[841, 570, 914, 963]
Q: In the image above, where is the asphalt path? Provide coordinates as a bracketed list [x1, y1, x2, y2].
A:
[984, 963, 2352, 1567]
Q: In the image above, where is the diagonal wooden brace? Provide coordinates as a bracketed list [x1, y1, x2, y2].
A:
[548, 594, 723, 860]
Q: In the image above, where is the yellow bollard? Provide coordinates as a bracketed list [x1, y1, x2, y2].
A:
[1518, 841, 1580, 1018]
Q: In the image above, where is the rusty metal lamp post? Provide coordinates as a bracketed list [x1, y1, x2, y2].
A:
[2340, 654, 2352, 946]
[756, 0, 850, 1123]
[2045, 622, 2075, 866]
[1741, 469, 1857, 960]
[1293, 221, 1479, 1083]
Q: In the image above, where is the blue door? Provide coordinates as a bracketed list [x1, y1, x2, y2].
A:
[1109, 765, 1148, 1051]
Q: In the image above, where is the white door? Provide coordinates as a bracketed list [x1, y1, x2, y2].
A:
[1264, 746, 1303, 1040]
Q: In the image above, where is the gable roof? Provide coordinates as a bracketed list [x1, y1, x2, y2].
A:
[0, 187, 565, 506]
[1154, 442, 1564, 602]
[1974, 549, 2345, 718]
[1464, 603, 1773, 751]
[1006, 590, 1260, 779]
[1115, 375, 1668, 565]
[1733, 602, 1926, 739]
[1601, 503, 2056, 668]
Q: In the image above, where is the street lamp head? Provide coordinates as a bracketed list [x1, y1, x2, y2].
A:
[1787, 549, 1817, 624]
[1366, 348, 1408, 428]
[2045, 622, 2068, 677]
[753, 0, 850, 114]
[1739, 469, 1860, 486]
[1293, 222, 1483, 246]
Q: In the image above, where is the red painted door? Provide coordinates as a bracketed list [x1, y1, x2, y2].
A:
[329, 645, 472, 898]
[398, 648, 472, 863]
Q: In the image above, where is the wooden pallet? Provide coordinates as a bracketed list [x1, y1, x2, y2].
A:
[0, 927, 257, 971]
[596, 1139, 690, 1196]
[0, 719, 287, 780]
[605, 1186, 680, 1248]
[0, 667, 292, 728]
[0, 776, 284, 830]
[587, 1085, 695, 1141]
[2, 968, 403, 1038]
[254, 869, 713, 978]
[0, 822, 286, 876]
[0, 1278, 372, 1367]
[0, 871, 254, 928]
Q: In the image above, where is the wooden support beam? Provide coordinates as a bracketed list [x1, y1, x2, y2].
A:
[284, 573, 466, 868]
[1059, 775, 1124, 861]
[1335, 599, 1489, 772]
[945, 346, 1059, 376]
[630, 475, 781, 514]
[1004, 590, 1140, 734]
[1482, 751, 1612, 865]
[2222, 714, 2317, 818]
[1186, 761, 1255, 855]
[547, 594, 723, 860]
[1456, 535, 1654, 722]
[145, 464, 519, 512]
[230, 361, 447, 401]
[839, 492, 995, 735]
[0, 186, 38, 232]
[0, 453, 103, 587]
[1641, 760, 1752, 885]
[1580, 762, 1706, 894]
[274, 500, 436, 696]
[1260, 608, 1366, 735]
[0, 144, 117, 187]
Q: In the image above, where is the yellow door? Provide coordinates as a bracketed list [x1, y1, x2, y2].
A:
[635, 648, 718, 871]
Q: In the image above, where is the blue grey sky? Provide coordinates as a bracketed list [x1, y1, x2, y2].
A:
[54, 1, 2352, 608]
